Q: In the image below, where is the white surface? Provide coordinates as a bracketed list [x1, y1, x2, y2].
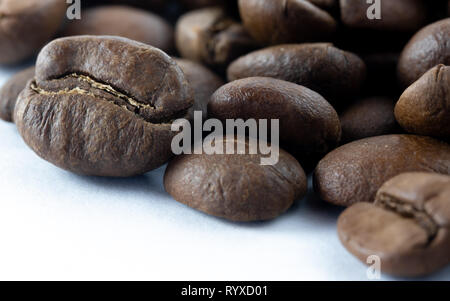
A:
[1, 67, 449, 281]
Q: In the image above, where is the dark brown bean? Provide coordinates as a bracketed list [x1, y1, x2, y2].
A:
[62, 5, 174, 53]
[340, 0, 426, 32]
[164, 137, 307, 222]
[175, 7, 256, 70]
[227, 43, 366, 105]
[395, 65, 450, 140]
[238, 0, 336, 45]
[0, 66, 35, 122]
[338, 172, 450, 277]
[340, 97, 399, 143]
[0, 0, 66, 64]
[14, 36, 194, 177]
[174, 58, 224, 118]
[208, 77, 341, 158]
[398, 18, 450, 88]
[314, 135, 450, 206]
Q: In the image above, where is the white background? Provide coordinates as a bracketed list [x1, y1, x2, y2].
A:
[1, 66, 449, 281]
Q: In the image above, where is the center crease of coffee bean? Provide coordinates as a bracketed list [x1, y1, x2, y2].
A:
[376, 193, 439, 245]
[29, 74, 191, 124]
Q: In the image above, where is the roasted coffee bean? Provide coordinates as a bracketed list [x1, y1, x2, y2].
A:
[175, 7, 256, 70]
[0, 0, 66, 65]
[208, 77, 341, 158]
[395, 65, 450, 140]
[338, 172, 450, 277]
[398, 18, 450, 88]
[340, 0, 426, 32]
[340, 97, 399, 143]
[174, 58, 224, 118]
[238, 0, 336, 46]
[314, 135, 450, 206]
[14, 36, 194, 177]
[62, 5, 174, 53]
[164, 137, 307, 222]
[227, 44, 366, 106]
[0, 66, 35, 122]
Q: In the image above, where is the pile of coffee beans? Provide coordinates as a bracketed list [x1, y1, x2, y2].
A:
[1, 0, 449, 278]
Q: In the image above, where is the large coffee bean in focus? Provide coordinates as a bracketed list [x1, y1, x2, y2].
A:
[14, 36, 194, 177]
[208, 77, 341, 159]
[338, 172, 450, 277]
[314, 135, 450, 206]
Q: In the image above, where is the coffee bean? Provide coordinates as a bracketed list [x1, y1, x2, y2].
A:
[174, 58, 224, 118]
[175, 7, 257, 70]
[227, 44, 366, 106]
[62, 5, 174, 53]
[14, 36, 194, 177]
[398, 18, 450, 88]
[238, 0, 336, 46]
[0, 0, 66, 65]
[314, 135, 450, 206]
[164, 137, 307, 222]
[208, 77, 341, 159]
[340, 0, 426, 32]
[395, 65, 450, 140]
[340, 97, 399, 143]
[338, 172, 450, 277]
[0, 66, 35, 122]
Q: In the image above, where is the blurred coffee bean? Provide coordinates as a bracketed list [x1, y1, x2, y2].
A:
[63, 5, 174, 53]
[238, 0, 336, 46]
[340, 0, 426, 32]
[227, 43, 366, 107]
[398, 18, 450, 88]
[0, 66, 35, 122]
[340, 97, 399, 143]
[15, 36, 194, 177]
[0, 0, 66, 64]
[174, 58, 224, 118]
[395, 65, 450, 140]
[175, 7, 257, 71]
